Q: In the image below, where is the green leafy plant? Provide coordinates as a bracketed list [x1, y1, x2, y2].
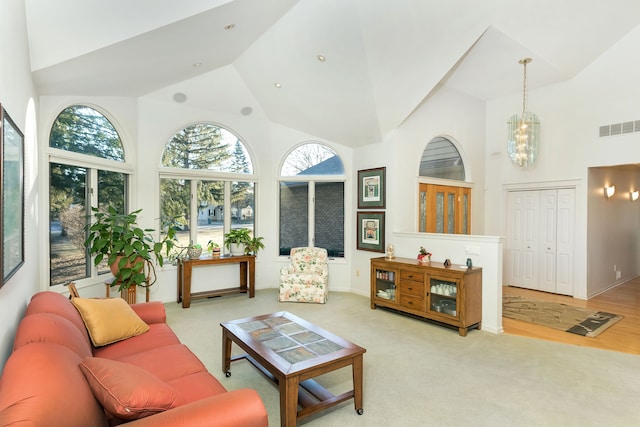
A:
[223, 228, 252, 248]
[245, 236, 265, 255]
[84, 206, 177, 290]
[207, 240, 220, 253]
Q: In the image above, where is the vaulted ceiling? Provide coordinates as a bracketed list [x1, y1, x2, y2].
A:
[25, 0, 640, 147]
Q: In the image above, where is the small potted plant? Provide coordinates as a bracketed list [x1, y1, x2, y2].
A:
[207, 240, 221, 257]
[187, 243, 202, 259]
[245, 235, 265, 256]
[417, 246, 431, 263]
[223, 228, 252, 256]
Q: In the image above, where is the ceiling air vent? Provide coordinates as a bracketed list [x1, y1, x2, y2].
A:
[599, 119, 640, 137]
[599, 125, 610, 137]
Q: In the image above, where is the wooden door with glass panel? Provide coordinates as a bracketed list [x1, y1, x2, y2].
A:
[418, 184, 471, 234]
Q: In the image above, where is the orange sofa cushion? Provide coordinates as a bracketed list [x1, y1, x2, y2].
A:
[80, 357, 177, 421]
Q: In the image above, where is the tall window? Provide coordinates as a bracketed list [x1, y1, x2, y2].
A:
[49, 105, 128, 286]
[418, 136, 471, 234]
[160, 123, 255, 251]
[279, 143, 345, 257]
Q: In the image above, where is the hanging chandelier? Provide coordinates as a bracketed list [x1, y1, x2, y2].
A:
[507, 58, 540, 168]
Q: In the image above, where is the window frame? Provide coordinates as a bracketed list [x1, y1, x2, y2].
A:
[46, 105, 132, 290]
[278, 142, 346, 259]
[158, 122, 258, 253]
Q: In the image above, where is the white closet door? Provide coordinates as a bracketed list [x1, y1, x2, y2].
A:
[555, 189, 575, 295]
[521, 191, 540, 290]
[538, 190, 557, 293]
[506, 191, 524, 286]
[507, 191, 540, 290]
[506, 187, 575, 295]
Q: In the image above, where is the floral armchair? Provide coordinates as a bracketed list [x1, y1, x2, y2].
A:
[279, 247, 329, 303]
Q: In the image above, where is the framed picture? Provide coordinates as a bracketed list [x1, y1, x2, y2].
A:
[356, 211, 385, 252]
[0, 105, 25, 286]
[357, 167, 386, 209]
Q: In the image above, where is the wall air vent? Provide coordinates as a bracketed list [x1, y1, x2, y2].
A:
[599, 119, 640, 137]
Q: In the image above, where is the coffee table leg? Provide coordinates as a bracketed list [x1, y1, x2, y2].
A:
[280, 376, 299, 427]
[353, 355, 364, 415]
[222, 330, 232, 377]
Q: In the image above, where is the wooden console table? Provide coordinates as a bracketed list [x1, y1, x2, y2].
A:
[177, 255, 255, 308]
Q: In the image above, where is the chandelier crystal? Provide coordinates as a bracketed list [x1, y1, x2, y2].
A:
[507, 58, 540, 168]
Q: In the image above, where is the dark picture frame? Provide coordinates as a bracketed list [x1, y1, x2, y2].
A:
[0, 105, 25, 286]
[357, 167, 386, 209]
[356, 211, 385, 252]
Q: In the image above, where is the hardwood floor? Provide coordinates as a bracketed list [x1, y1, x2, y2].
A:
[502, 276, 640, 355]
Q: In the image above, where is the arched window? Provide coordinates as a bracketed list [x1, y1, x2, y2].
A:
[159, 123, 255, 251]
[419, 136, 465, 180]
[49, 105, 128, 286]
[418, 136, 471, 234]
[279, 143, 345, 257]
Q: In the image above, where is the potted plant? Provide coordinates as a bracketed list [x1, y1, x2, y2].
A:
[245, 236, 265, 256]
[223, 228, 252, 256]
[84, 206, 177, 292]
[207, 240, 221, 257]
[417, 246, 431, 263]
[186, 243, 202, 259]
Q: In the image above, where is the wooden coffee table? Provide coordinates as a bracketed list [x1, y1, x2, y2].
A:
[221, 311, 366, 426]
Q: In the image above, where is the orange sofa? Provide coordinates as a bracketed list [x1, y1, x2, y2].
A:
[0, 291, 268, 426]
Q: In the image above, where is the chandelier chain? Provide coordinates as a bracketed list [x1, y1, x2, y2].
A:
[522, 60, 527, 115]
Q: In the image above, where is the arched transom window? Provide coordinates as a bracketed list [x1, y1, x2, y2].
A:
[159, 123, 255, 252]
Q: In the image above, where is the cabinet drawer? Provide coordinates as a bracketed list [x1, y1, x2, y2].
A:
[398, 281, 424, 297]
[400, 294, 425, 311]
[400, 270, 425, 282]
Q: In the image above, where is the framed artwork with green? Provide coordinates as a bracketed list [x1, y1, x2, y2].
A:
[356, 211, 385, 252]
[357, 167, 385, 209]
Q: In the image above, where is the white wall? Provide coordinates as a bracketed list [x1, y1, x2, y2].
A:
[350, 86, 487, 297]
[0, 0, 39, 372]
[485, 24, 640, 299]
[37, 75, 355, 303]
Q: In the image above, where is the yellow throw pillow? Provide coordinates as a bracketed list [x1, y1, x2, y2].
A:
[71, 297, 150, 347]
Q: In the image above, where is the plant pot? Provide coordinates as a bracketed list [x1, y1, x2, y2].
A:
[187, 247, 202, 259]
[229, 243, 245, 256]
[211, 248, 221, 258]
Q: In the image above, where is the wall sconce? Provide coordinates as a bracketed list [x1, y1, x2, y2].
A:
[631, 190, 639, 202]
[604, 185, 615, 199]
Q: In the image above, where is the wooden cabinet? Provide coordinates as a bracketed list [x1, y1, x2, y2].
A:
[371, 257, 482, 336]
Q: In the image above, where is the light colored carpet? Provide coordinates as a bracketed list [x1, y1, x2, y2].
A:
[503, 294, 623, 338]
[165, 289, 640, 426]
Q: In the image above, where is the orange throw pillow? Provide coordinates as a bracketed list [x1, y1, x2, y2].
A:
[80, 357, 177, 420]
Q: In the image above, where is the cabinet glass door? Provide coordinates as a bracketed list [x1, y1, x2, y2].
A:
[374, 269, 397, 302]
[429, 277, 458, 317]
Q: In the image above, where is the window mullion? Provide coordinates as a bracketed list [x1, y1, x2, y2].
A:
[309, 182, 316, 247]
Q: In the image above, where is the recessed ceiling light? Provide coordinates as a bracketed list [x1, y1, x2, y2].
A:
[192, 62, 202, 68]
[224, 24, 235, 30]
[317, 54, 326, 62]
[173, 93, 187, 103]
[274, 83, 282, 88]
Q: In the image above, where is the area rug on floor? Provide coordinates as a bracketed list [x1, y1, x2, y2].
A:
[503, 295, 623, 338]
